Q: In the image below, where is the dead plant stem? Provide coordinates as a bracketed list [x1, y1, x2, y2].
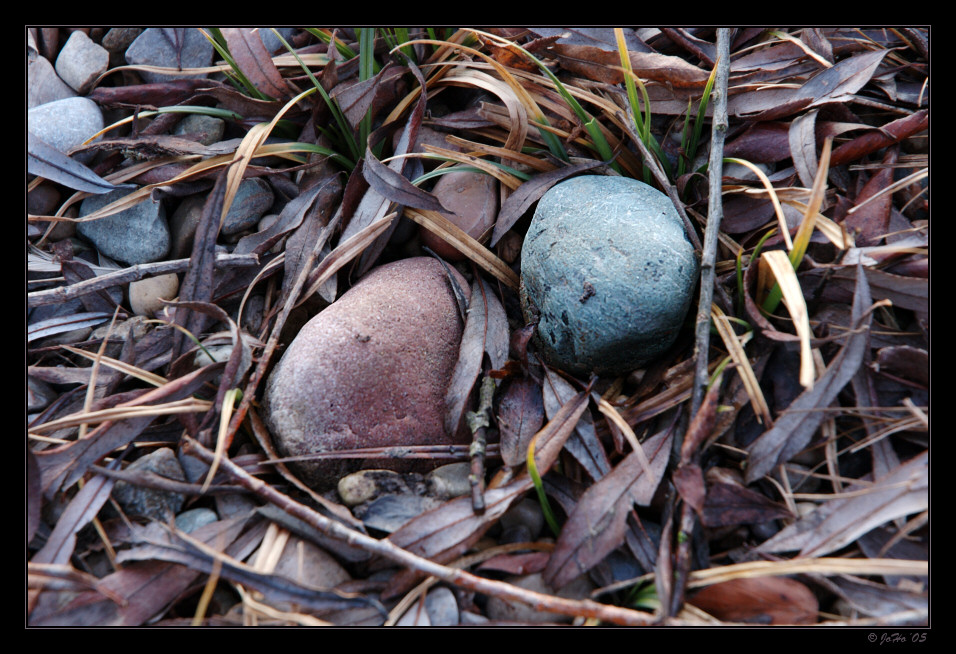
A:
[182, 436, 660, 626]
[28, 253, 260, 308]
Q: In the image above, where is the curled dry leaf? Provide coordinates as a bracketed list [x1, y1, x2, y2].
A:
[444, 278, 509, 435]
[688, 576, 818, 625]
[497, 376, 545, 467]
[543, 427, 672, 590]
[757, 451, 927, 558]
[745, 263, 872, 483]
[220, 28, 295, 100]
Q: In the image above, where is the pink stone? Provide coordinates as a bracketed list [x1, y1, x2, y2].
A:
[420, 169, 498, 261]
[262, 257, 471, 488]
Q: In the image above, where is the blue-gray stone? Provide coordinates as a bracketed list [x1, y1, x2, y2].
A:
[54, 31, 109, 94]
[174, 508, 218, 533]
[520, 175, 698, 376]
[28, 97, 103, 153]
[27, 54, 76, 108]
[222, 178, 274, 235]
[78, 188, 170, 265]
[112, 448, 186, 521]
[125, 27, 213, 84]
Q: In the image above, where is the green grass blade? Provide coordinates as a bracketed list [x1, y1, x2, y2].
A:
[270, 29, 360, 164]
[201, 28, 271, 100]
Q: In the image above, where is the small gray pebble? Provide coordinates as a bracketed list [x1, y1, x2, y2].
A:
[222, 178, 274, 235]
[54, 31, 109, 94]
[173, 114, 225, 146]
[426, 462, 472, 499]
[257, 28, 298, 54]
[168, 195, 205, 259]
[101, 28, 143, 53]
[28, 97, 104, 153]
[125, 27, 214, 83]
[424, 586, 460, 626]
[174, 508, 218, 533]
[520, 175, 698, 376]
[112, 448, 186, 521]
[27, 55, 76, 108]
[78, 188, 170, 265]
[499, 497, 544, 540]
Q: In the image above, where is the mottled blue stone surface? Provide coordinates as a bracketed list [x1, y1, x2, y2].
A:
[520, 175, 698, 376]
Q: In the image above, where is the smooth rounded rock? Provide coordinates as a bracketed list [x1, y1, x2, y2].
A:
[28, 97, 103, 153]
[125, 27, 213, 83]
[54, 30, 109, 94]
[520, 175, 698, 376]
[27, 54, 76, 108]
[263, 257, 471, 489]
[173, 113, 225, 145]
[420, 168, 498, 261]
[129, 273, 179, 316]
[222, 178, 274, 235]
[112, 448, 186, 521]
[78, 188, 170, 264]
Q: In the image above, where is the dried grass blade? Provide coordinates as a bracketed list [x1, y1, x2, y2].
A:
[298, 212, 397, 303]
[405, 208, 519, 290]
[790, 136, 833, 265]
[744, 264, 872, 483]
[710, 305, 771, 425]
[440, 69, 528, 152]
[29, 398, 214, 434]
[597, 399, 655, 486]
[763, 250, 814, 388]
[724, 157, 792, 250]
[61, 346, 167, 387]
[420, 144, 524, 189]
[686, 557, 927, 589]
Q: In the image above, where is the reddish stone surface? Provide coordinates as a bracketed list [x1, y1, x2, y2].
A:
[420, 169, 498, 261]
[262, 257, 471, 489]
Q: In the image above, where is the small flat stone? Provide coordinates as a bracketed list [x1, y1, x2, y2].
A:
[125, 27, 214, 83]
[267, 536, 351, 590]
[172, 114, 225, 145]
[420, 168, 498, 261]
[168, 194, 205, 258]
[78, 188, 170, 265]
[222, 178, 274, 235]
[28, 97, 103, 153]
[426, 462, 472, 499]
[520, 175, 698, 376]
[257, 28, 298, 54]
[101, 28, 143, 53]
[129, 273, 179, 316]
[54, 30, 109, 94]
[27, 54, 76, 109]
[174, 508, 218, 533]
[112, 448, 186, 521]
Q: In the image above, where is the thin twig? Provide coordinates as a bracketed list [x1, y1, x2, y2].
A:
[28, 252, 261, 308]
[690, 30, 732, 419]
[181, 436, 662, 626]
[668, 28, 732, 620]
